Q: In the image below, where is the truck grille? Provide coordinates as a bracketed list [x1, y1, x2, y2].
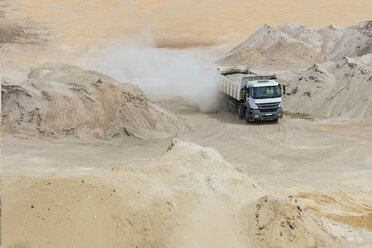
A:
[256, 102, 280, 112]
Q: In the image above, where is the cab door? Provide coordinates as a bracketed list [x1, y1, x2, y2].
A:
[246, 87, 253, 109]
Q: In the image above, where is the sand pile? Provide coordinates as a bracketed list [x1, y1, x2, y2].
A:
[2, 140, 268, 248]
[284, 53, 372, 120]
[278, 21, 372, 60]
[296, 189, 372, 232]
[220, 24, 324, 68]
[237, 195, 372, 248]
[3, 140, 372, 248]
[220, 21, 372, 68]
[1, 63, 185, 139]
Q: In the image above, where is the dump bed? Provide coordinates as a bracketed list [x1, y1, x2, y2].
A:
[217, 66, 277, 101]
[218, 72, 254, 101]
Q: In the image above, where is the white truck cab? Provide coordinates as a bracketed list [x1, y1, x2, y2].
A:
[245, 79, 283, 122]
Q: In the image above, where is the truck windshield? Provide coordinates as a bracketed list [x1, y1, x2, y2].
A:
[252, 86, 281, 99]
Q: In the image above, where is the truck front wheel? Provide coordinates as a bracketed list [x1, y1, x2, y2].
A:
[245, 111, 253, 123]
[238, 104, 245, 119]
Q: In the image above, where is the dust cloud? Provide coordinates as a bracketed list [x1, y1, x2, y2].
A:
[92, 37, 221, 112]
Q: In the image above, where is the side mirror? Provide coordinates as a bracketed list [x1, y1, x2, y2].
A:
[243, 86, 248, 97]
[282, 85, 286, 95]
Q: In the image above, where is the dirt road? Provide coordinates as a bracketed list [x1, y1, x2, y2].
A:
[4, 97, 372, 192]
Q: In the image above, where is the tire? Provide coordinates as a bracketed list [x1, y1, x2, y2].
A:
[273, 118, 279, 123]
[245, 110, 253, 123]
[237, 104, 245, 119]
[223, 100, 229, 112]
[225, 105, 231, 112]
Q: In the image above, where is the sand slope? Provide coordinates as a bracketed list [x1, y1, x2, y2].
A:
[3, 140, 372, 248]
[278, 21, 372, 60]
[220, 24, 325, 68]
[239, 196, 350, 248]
[1, 63, 185, 139]
[295, 189, 372, 233]
[284, 54, 372, 120]
[220, 21, 372, 68]
[2, 140, 268, 248]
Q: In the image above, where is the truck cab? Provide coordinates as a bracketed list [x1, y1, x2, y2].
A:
[245, 80, 283, 122]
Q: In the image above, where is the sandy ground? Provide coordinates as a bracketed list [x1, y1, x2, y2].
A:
[3, 98, 372, 238]
[4, 99, 372, 188]
[3, 131, 372, 247]
[4, 99, 372, 190]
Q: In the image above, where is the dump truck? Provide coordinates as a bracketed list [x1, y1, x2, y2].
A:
[217, 66, 285, 123]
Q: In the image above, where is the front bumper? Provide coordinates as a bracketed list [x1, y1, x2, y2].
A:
[251, 107, 283, 120]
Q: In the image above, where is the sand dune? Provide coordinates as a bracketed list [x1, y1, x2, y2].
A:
[284, 54, 372, 120]
[278, 21, 372, 60]
[3, 140, 372, 248]
[220, 21, 372, 68]
[1, 63, 186, 139]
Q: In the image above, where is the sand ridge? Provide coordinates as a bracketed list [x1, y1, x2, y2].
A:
[4, 139, 372, 248]
[220, 21, 372, 68]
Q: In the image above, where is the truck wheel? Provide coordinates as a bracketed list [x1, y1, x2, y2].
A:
[238, 104, 245, 119]
[245, 111, 253, 123]
[273, 118, 279, 123]
[222, 100, 229, 112]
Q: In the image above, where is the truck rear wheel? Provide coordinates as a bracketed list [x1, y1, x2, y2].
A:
[238, 104, 245, 119]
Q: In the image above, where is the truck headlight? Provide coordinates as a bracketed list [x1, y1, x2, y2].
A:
[278, 112, 283, 117]
[250, 103, 258, 109]
[279, 102, 283, 108]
